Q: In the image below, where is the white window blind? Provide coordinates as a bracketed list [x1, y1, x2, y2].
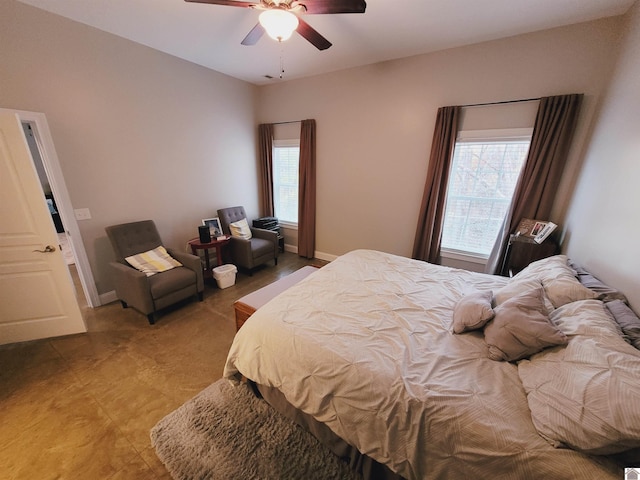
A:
[441, 129, 532, 258]
[273, 141, 299, 224]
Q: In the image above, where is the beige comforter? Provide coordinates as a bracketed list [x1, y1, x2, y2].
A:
[224, 249, 621, 479]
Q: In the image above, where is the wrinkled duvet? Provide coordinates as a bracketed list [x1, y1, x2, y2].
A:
[224, 250, 621, 479]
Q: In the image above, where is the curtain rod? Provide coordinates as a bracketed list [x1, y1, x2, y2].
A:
[460, 97, 540, 108]
[270, 120, 301, 125]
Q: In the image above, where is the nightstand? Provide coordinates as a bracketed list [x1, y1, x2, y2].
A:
[501, 234, 559, 277]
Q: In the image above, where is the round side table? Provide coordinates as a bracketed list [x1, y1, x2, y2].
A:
[188, 236, 231, 280]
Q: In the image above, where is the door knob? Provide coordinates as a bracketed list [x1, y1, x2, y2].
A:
[33, 245, 56, 253]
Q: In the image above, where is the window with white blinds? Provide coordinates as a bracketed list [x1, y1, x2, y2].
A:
[273, 141, 300, 224]
[441, 129, 532, 258]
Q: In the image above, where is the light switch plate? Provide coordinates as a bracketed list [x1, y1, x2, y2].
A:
[74, 208, 92, 220]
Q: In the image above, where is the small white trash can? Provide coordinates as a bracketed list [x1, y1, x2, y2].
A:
[213, 264, 237, 289]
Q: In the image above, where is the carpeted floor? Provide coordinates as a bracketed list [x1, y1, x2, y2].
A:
[151, 379, 360, 480]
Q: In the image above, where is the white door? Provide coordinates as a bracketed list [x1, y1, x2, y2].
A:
[0, 111, 86, 345]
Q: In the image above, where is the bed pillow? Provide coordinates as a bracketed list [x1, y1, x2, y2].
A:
[507, 255, 599, 308]
[229, 218, 252, 240]
[125, 246, 182, 277]
[606, 300, 640, 350]
[484, 287, 567, 362]
[451, 290, 494, 334]
[550, 299, 623, 338]
[512, 254, 573, 281]
[570, 261, 628, 303]
[543, 276, 600, 308]
[518, 300, 640, 455]
[493, 276, 543, 306]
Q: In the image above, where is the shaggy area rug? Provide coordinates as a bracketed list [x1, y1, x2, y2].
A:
[151, 379, 360, 480]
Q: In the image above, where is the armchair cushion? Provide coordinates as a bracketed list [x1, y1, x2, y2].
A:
[229, 218, 252, 240]
[125, 245, 182, 276]
[149, 267, 197, 299]
[168, 249, 204, 293]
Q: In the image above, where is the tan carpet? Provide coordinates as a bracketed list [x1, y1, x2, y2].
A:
[151, 379, 360, 480]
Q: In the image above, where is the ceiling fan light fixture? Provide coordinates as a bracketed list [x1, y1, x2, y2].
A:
[259, 9, 299, 42]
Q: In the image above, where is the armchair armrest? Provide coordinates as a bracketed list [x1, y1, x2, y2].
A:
[251, 227, 278, 242]
[109, 261, 154, 314]
[251, 227, 279, 258]
[167, 249, 204, 292]
[228, 236, 253, 265]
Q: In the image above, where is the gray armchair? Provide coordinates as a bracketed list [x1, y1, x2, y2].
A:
[105, 220, 204, 325]
[217, 206, 279, 274]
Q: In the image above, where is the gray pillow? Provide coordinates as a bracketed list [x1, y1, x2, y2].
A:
[569, 261, 628, 303]
[484, 287, 568, 362]
[451, 290, 494, 334]
[606, 300, 640, 350]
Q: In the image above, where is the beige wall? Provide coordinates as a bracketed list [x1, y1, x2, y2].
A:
[0, 1, 258, 295]
[565, 1, 640, 310]
[3, 0, 637, 309]
[256, 17, 623, 262]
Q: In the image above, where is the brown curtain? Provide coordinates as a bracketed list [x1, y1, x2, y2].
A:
[258, 123, 274, 217]
[298, 119, 316, 259]
[412, 106, 461, 263]
[485, 94, 583, 274]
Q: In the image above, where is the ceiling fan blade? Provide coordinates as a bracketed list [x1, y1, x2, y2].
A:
[184, 0, 257, 7]
[241, 23, 265, 45]
[298, 0, 366, 14]
[296, 18, 332, 50]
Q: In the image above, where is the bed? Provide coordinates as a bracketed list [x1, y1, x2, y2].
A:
[224, 249, 640, 479]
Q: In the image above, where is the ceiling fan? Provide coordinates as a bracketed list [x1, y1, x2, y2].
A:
[184, 0, 367, 51]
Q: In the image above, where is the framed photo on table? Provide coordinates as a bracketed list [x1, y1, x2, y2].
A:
[531, 221, 546, 237]
[202, 218, 223, 238]
[515, 218, 538, 237]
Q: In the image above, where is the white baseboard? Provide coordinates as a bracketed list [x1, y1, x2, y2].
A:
[284, 244, 298, 254]
[314, 251, 338, 262]
[99, 290, 118, 306]
[283, 244, 337, 262]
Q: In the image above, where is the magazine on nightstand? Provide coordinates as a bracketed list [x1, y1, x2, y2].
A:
[533, 221, 557, 244]
[515, 218, 557, 243]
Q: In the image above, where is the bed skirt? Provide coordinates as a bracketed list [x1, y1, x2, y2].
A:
[252, 381, 405, 480]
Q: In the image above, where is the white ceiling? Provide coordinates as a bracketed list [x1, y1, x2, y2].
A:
[17, 0, 635, 85]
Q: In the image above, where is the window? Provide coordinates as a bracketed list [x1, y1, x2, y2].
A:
[273, 140, 299, 224]
[441, 129, 532, 259]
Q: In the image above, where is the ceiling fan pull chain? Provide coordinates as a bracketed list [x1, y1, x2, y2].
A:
[279, 43, 285, 79]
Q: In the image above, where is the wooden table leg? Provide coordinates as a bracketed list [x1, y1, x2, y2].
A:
[203, 249, 212, 278]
